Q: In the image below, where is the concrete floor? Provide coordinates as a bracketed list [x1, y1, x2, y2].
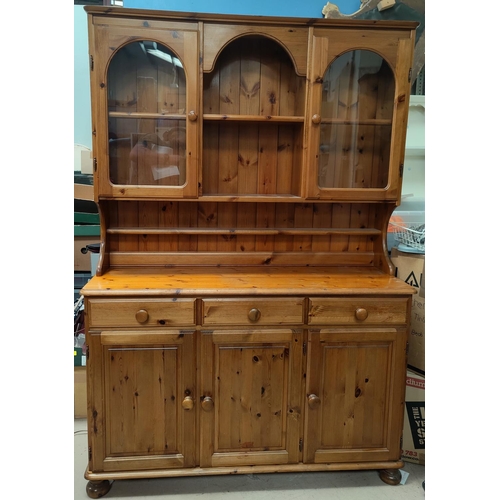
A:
[74, 419, 425, 499]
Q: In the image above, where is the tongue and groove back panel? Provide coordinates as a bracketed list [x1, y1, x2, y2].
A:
[104, 200, 392, 268]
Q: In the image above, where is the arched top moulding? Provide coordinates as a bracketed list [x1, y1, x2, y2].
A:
[202, 24, 309, 76]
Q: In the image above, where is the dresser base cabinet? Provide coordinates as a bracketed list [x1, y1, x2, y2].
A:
[82, 269, 413, 497]
[81, 6, 418, 497]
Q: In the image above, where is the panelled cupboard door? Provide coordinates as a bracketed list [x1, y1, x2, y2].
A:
[305, 28, 415, 200]
[89, 330, 196, 472]
[89, 17, 199, 198]
[200, 329, 303, 467]
[303, 328, 407, 464]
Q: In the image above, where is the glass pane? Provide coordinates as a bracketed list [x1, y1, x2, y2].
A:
[319, 50, 394, 189]
[107, 41, 187, 186]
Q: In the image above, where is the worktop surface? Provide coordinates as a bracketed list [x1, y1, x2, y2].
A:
[81, 266, 416, 297]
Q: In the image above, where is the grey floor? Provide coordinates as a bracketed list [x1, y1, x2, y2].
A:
[74, 419, 425, 499]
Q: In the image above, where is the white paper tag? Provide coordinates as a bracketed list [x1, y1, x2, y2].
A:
[399, 469, 410, 485]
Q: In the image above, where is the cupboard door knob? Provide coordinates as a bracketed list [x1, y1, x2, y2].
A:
[201, 396, 214, 411]
[308, 394, 321, 409]
[355, 308, 368, 321]
[182, 396, 194, 410]
[188, 110, 198, 122]
[135, 309, 149, 323]
[312, 114, 321, 124]
[248, 308, 261, 322]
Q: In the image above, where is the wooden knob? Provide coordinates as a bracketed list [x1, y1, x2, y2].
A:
[188, 110, 198, 121]
[308, 394, 321, 409]
[355, 308, 368, 321]
[135, 309, 149, 323]
[312, 114, 321, 124]
[182, 396, 194, 410]
[248, 308, 261, 322]
[201, 396, 214, 412]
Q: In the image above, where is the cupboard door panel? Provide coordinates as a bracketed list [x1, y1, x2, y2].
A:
[217, 345, 286, 451]
[92, 330, 196, 472]
[304, 328, 407, 464]
[105, 347, 179, 456]
[200, 329, 303, 467]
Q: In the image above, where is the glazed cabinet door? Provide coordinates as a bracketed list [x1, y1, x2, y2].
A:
[200, 329, 303, 467]
[305, 28, 414, 200]
[303, 328, 407, 464]
[89, 16, 199, 198]
[87, 330, 196, 472]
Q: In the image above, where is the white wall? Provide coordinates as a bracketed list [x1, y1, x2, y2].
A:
[402, 96, 425, 209]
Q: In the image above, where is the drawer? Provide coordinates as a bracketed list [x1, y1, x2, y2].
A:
[202, 298, 305, 326]
[308, 297, 408, 326]
[87, 298, 196, 328]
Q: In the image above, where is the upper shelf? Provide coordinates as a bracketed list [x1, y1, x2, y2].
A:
[109, 112, 186, 120]
[203, 114, 304, 123]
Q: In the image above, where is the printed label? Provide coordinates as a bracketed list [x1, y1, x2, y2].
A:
[406, 401, 425, 449]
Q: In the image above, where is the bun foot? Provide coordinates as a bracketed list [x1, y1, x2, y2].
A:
[86, 480, 112, 498]
[378, 468, 401, 485]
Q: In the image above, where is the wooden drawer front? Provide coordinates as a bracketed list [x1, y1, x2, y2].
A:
[87, 298, 196, 328]
[202, 298, 304, 326]
[308, 297, 408, 326]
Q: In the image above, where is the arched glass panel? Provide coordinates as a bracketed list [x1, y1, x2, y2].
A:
[318, 50, 394, 189]
[107, 41, 187, 186]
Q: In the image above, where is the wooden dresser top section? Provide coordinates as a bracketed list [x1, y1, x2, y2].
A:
[81, 266, 415, 297]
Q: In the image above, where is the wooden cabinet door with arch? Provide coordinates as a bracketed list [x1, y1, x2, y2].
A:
[305, 27, 415, 201]
[89, 17, 200, 198]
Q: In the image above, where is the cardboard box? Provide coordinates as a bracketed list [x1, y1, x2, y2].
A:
[402, 369, 425, 465]
[74, 182, 94, 201]
[74, 178, 99, 272]
[390, 247, 425, 373]
[74, 366, 87, 419]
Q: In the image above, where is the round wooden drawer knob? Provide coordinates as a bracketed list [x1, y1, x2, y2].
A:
[312, 114, 321, 124]
[248, 308, 261, 322]
[182, 396, 194, 411]
[355, 308, 368, 321]
[188, 110, 198, 121]
[308, 394, 321, 409]
[135, 309, 149, 323]
[201, 396, 214, 412]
